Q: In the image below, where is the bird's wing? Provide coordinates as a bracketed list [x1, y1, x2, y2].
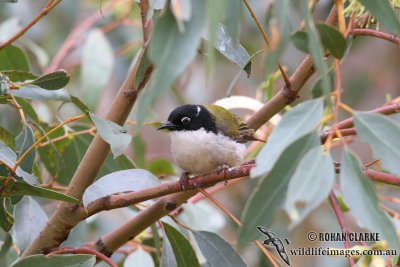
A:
[204, 104, 257, 143]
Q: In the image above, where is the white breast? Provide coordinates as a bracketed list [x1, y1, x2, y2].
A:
[170, 128, 245, 174]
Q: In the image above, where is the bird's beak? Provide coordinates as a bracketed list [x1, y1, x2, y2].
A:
[157, 121, 177, 131]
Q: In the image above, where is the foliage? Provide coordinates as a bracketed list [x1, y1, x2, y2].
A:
[0, 0, 399, 267]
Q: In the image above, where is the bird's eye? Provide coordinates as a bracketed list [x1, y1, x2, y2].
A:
[181, 117, 191, 124]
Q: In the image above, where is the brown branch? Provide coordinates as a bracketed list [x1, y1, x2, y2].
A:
[321, 128, 357, 143]
[364, 169, 400, 186]
[0, 0, 63, 51]
[329, 192, 355, 267]
[351, 29, 400, 44]
[22, 7, 154, 256]
[45, 247, 117, 267]
[82, 164, 253, 218]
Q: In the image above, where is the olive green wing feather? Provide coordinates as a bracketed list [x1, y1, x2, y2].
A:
[204, 104, 257, 143]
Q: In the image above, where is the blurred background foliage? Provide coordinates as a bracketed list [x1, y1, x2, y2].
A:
[0, 0, 400, 266]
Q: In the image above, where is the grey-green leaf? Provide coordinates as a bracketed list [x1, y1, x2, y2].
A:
[316, 23, 346, 59]
[162, 222, 200, 267]
[81, 29, 114, 109]
[285, 147, 335, 228]
[358, 0, 400, 35]
[124, 248, 155, 267]
[354, 112, 400, 176]
[340, 149, 400, 250]
[0, 198, 14, 232]
[15, 124, 35, 173]
[82, 169, 160, 207]
[239, 131, 320, 244]
[251, 98, 323, 178]
[192, 230, 247, 267]
[291, 31, 309, 53]
[12, 85, 71, 101]
[301, 0, 331, 95]
[0, 45, 29, 72]
[89, 113, 132, 158]
[11, 197, 47, 251]
[31, 70, 70, 90]
[2, 70, 37, 82]
[11, 254, 95, 267]
[136, 0, 204, 126]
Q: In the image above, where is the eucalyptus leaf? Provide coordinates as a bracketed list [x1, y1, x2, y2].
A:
[10, 254, 95, 267]
[124, 248, 155, 267]
[70, 95, 90, 113]
[354, 112, 400, 176]
[11, 197, 47, 251]
[15, 97, 39, 124]
[340, 149, 400, 250]
[0, 176, 79, 203]
[358, 0, 400, 35]
[0, 45, 29, 71]
[285, 147, 335, 228]
[192, 230, 247, 267]
[301, 0, 330, 95]
[161, 222, 200, 267]
[1, 70, 37, 82]
[0, 198, 14, 232]
[82, 169, 160, 207]
[291, 31, 308, 53]
[240, 131, 320, 244]
[251, 98, 323, 178]
[89, 113, 132, 158]
[15, 124, 35, 173]
[316, 24, 346, 59]
[31, 70, 70, 90]
[12, 85, 71, 101]
[81, 29, 114, 109]
[61, 221, 87, 248]
[136, 0, 204, 126]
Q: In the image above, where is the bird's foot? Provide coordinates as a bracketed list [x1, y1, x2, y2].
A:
[179, 171, 191, 191]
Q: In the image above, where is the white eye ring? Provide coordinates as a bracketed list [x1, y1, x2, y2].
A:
[181, 117, 191, 124]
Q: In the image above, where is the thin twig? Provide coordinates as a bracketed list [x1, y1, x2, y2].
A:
[351, 29, 400, 44]
[46, 247, 117, 267]
[0, 0, 63, 51]
[38, 127, 96, 147]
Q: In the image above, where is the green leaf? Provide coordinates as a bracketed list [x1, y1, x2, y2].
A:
[15, 124, 35, 173]
[146, 159, 175, 176]
[0, 177, 79, 203]
[0, 198, 13, 232]
[192, 230, 246, 267]
[263, 0, 291, 78]
[354, 112, 400, 176]
[11, 254, 95, 267]
[124, 248, 155, 267]
[61, 221, 86, 248]
[170, 0, 192, 32]
[12, 85, 71, 101]
[136, 0, 205, 126]
[133, 134, 147, 168]
[251, 98, 323, 178]
[0, 233, 12, 258]
[31, 70, 70, 90]
[239, 131, 320, 244]
[340, 149, 400, 250]
[81, 29, 114, 109]
[0, 127, 15, 149]
[284, 147, 335, 228]
[15, 98, 39, 124]
[301, 0, 331, 95]
[0, 45, 29, 71]
[311, 68, 334, 98]
[223, 0, 241, 42]
[70, 95, 90, 113]
[89, 113, 132, 158]
[213, 23, 251, 76]
[82, 169, 160, 207]
[11, 197, 47, 251]
[2, 70, 37, 82]
[358, 0, 400, 35]
[291, 31, 308, 53]
[316, 24, 346, 59]
[117, 154, 137, 169]
[161, 222, 200, 267]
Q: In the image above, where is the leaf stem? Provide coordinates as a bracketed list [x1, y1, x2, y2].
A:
[12, 114, 86, 172]
[0, 0, 63, 51]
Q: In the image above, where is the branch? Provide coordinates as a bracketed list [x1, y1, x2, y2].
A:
[0, 0, 63, 51]
[363, 169, 400, 186]
[81, 164, 253, 218]
[45, 247, 117, 267]
[22, 8, 154, 257]
[351, 29, 400, 44]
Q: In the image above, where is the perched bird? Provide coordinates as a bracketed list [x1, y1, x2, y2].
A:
[157, 104, 259, 181]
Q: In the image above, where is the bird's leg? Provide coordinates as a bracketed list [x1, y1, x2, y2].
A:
[216, 164, 230, 186]
[179, 171, 191, 191]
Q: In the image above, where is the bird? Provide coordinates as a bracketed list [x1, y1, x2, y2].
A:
[157, 104, 260, 187]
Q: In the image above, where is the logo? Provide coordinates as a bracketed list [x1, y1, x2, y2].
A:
[257, 226, 291, 266]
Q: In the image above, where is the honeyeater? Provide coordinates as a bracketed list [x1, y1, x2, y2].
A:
[157, 104, 258, 177]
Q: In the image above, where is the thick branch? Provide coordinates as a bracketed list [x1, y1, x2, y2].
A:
[22, 40, 153, 259]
